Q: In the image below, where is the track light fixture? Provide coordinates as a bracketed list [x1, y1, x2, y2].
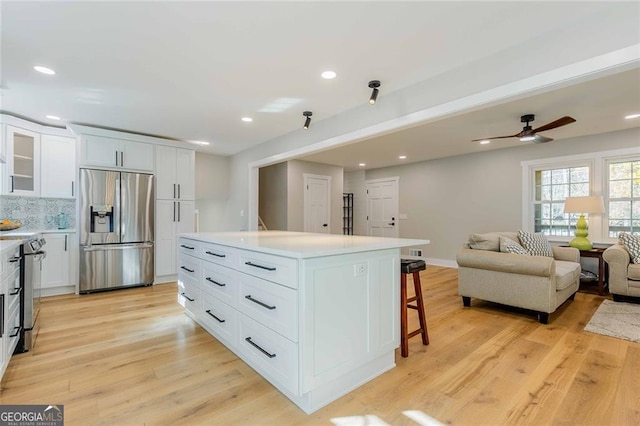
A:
[303, 111, 312, 129]
[368, 80, 380, 105]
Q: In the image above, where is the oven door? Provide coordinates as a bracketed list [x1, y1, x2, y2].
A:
[23, 250, 45, 351]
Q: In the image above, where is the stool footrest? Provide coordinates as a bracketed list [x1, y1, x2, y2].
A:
[408, 329, 425, 339]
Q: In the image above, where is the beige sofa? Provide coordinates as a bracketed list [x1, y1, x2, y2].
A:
[602, 243, 640, 301]
[456, 232, 581, 324]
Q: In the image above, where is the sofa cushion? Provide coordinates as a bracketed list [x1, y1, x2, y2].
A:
[518, 230, 554, 257]
[555, 260, 581, 291]
[628, 263, 640, 281]
[619, 232, 640, 264]
[468, 233, 500, 251]
[499, 236, 529, 255]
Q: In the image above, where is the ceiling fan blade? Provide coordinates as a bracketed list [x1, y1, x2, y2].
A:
[533, 134, 553, 144]
[471, 134, 519, 142]
[531, 116, 576, 133]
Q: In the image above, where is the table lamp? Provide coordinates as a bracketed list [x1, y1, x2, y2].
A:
[563, 196, 605, 250]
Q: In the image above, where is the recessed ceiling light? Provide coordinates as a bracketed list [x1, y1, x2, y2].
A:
[241, 117, 253, 122]
[358, 163, 366, 167]
[34, 65, 55, 75]
[321, 71, 336, 79]
[45, 115, 61, 120]
[191, 140, 210, 146]
[398, 155, 407, 160]
[625, 113, 640, 120]
[479, 140, 490, 145]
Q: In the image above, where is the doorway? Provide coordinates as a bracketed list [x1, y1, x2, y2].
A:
[304, 174, 331, 234]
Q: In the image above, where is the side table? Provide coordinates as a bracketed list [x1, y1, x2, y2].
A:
[564, 247, 608, 296]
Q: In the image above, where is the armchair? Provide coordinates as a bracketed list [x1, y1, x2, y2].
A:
[602, 243, 640, 301]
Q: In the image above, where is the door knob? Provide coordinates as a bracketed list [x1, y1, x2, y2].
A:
[388, 222, 395, 226]
[322, 224, 328, 227]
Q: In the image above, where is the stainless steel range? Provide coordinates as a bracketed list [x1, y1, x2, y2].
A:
[20, 236, 45, 352]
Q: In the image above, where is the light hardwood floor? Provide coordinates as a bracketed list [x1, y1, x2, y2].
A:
[1, 266, 638, 425]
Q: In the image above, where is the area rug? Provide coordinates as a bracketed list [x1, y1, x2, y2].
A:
[584, 299, 640, 343]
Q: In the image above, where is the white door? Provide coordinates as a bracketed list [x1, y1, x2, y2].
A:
[366, 178, 399, 238]
[155, 200, 177, 277]
[81, 135, 118, 168]
[176, 200, 196, 234]
[175, 148, 195, 200]
[155, 145, 177, 199]
[304, 174, 330, 234]
[121, 140, 154, 171]
[41, 233, 71, 288]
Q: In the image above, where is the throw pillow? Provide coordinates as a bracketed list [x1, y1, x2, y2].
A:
[619, 232, 640, 264]
[499, 236, 529, 255]
[517, 230, 554, 257]
[468, 233, 500, 251]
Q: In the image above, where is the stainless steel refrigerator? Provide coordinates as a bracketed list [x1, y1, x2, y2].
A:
[79, 168, 154, 293]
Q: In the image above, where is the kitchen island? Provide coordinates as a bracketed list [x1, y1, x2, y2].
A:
[177, 231, 429, 414]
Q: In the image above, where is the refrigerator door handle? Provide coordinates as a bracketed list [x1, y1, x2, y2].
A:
[81, 243, 154, 252]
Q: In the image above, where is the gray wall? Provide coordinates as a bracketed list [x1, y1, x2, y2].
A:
[195, 152, 229, 232]
[365, 128, 640, 264]
[259, 162, 288, 230]
[286, 160, 344, 234]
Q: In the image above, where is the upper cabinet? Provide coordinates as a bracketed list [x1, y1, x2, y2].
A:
[80, 135, 154, 172]
[155, 146, 195, 200]
[41, 135, 76, 198]
[3, 125, 41, 196]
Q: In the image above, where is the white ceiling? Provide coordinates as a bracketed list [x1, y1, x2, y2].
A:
[1, 2, 639, 163]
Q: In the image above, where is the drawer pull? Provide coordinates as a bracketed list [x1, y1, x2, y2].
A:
[9, 287, 20, 296]
[245, 337, 276, 358]
[180, 266, 195, 273]
[205, 251, 226, 258]
[180, 292, 195, 302]
[9, 326, 21, 338]
[244, 261, 276, 271]
[205, 277, 226, 287]
[9, 256, 20, 263]
[180, 244, 195, 250]
[245, 295, 276, 310]
[205, 310, 226, 323]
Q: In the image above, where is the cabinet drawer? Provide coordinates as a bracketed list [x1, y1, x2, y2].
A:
[7, 268, 21, 314]
[237, 273, 298, 341]
[237, 250, 298, 289]
[200, 292, 236, 346]
[178, 238, 200, 257]
[199, 242, 236, 267]
[1, 246, 21, 281]
[178, 276, 201, 313]
[237, 313, 299, 396]
[201, 262, 237, 307]
[177, 254, 200, 282]
[6, 305, 21, 355]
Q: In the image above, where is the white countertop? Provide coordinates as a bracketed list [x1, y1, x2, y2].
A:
[0, 228, 75, 238]
[180, 231, 430, 258]
[0, 240, 22, 254]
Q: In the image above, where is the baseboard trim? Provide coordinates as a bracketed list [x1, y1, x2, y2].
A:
[426, 258, 458, 268]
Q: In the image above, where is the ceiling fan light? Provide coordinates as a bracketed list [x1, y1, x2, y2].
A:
[520, 135, 536, 142]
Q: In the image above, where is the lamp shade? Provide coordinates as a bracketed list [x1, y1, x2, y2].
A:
[563, 196, 605, 214]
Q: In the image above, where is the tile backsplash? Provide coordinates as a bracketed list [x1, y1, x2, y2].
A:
[0, 195, 76, 230]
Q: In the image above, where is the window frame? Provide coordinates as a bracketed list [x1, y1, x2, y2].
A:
[522, 146, 640, 244]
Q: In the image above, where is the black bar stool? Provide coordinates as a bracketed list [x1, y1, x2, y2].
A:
[400, 259, 429, 357]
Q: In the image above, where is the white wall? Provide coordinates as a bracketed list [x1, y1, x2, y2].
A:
[365, 128, 640, 265]
[195, 152, 229, 232]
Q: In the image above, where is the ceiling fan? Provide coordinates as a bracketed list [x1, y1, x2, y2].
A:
[472, 114, 576, 144]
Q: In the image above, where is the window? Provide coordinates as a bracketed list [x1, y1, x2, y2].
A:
[607, 158, 640, 237]
[533, 165, 590, 236]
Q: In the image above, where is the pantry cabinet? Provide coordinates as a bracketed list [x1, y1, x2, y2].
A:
[156, 199, 195, 278]
[80, 135, 154, 172]
[41, 135, 76, 198]
[155, 146, 195, 200]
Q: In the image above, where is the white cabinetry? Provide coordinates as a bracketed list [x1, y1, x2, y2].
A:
[3, 125, 41, 196]
[1, 242, 22, 382]
[155, 146, 195, 281]
[176, 233, 420, 414]
[155, 146, 195, 200]
[41, 232, 76, 296]
[80, 135, 154, 171]
[41, 135, 76, 198]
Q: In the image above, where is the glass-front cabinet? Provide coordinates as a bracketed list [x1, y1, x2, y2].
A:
[4, 125, 40, 196]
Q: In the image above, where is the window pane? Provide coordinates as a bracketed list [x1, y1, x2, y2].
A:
[632, 161, 640, 178]
[633, 180, 640, 198]
[541, 186, 551, 201]
[633, 201, 640, 219]
[552, 169, 569, 184]
[570, 183, 589, 196]
[609, 201, 631, 219]
[610, 162, 631, 180]
[570, 167, 589, 183]
[552, 184, 569, 200]
[610, 180, 631, 198]
[541, 203, 550, 219]
[540, 170, 551, 185]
